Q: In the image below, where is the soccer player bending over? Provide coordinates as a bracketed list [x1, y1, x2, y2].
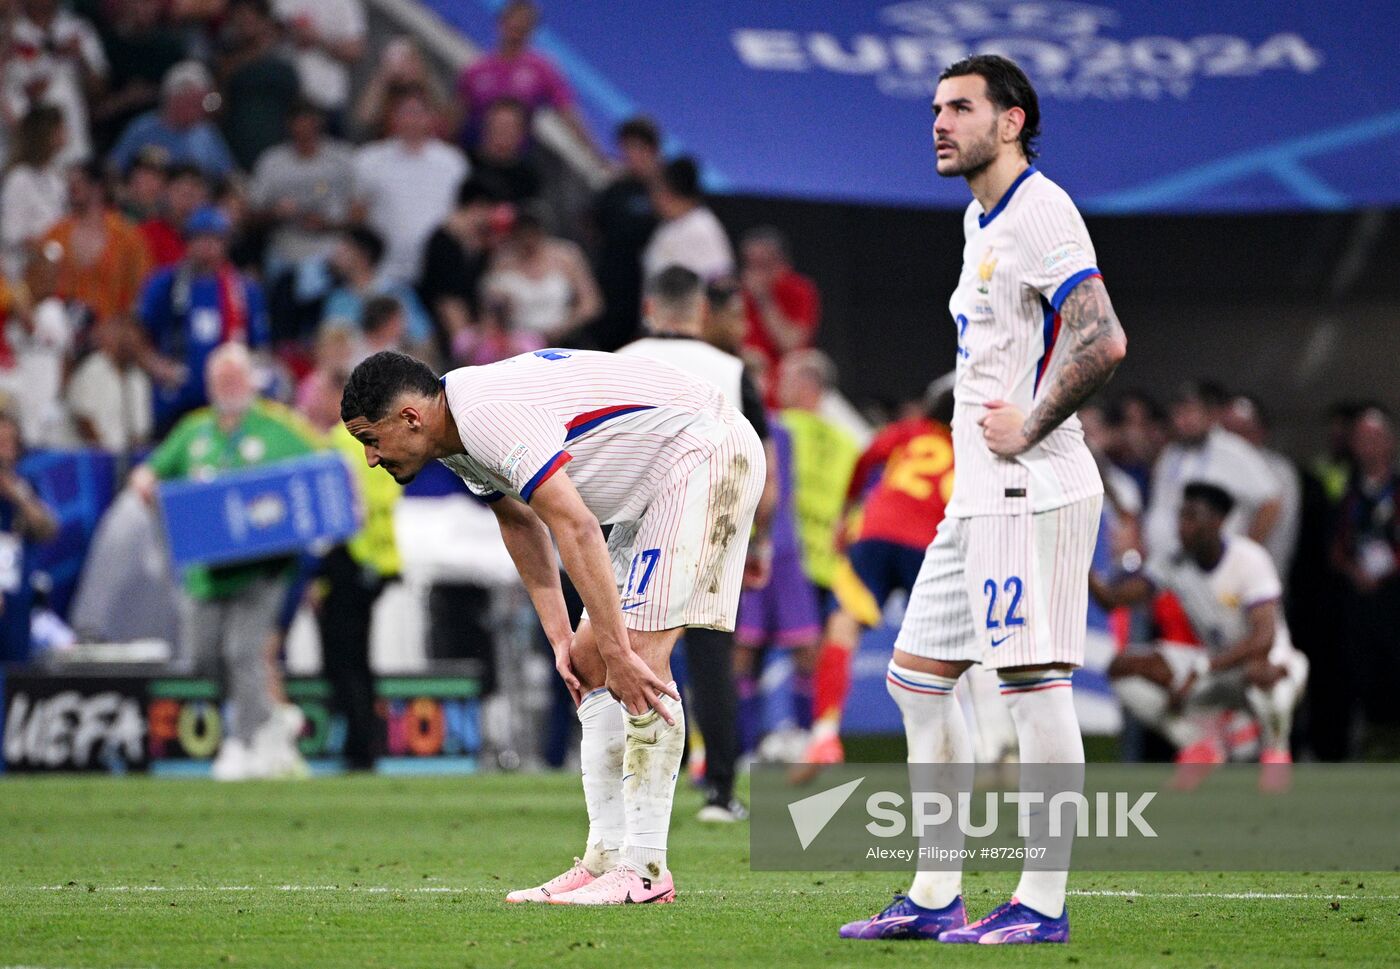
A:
[1090, 482, 1308, 793]
[340, 348, 764, 905]
[840, 54, 1126, 944]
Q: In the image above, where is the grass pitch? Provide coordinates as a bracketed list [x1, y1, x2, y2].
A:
[1, 773, 1395, 968]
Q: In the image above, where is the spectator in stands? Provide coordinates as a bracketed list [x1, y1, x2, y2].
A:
[117, 148, 165, 224]
[64, 317, 152, 451]
[351, 89, 469, 285]
[1143, 380, 1282, 557]
[740, 226, 820, 372]
[643, 156, 733, 282]
[89, 0, 187, 153]
[41, 160, 149, 328]
[1107, 389, 1169, 500]
[455, 0, 598, 157]
[248, 99, 354, 271]
[137, 161, 206, 268]
[138, 204, 270, 433]
[4, 0, 107, 164]
[272, 0, 365, 132]
[1331, 406, 1400, 757]
[450, 294, 543, 366]
[0, 104, 67, 280]
[4, 242, 75, 445]
[1222, 394, 1302, 582]
[216, 0, 299, 172]
[129, 343, 316, 780]
[468, 98, 542, 205]
[351, 35, 456, 141]
[321, 225, 434, 356]
[349, 294, 406, 366]
[0, 409, 58, 663]
[482, 202, 601, 346]
[417, 178, 501, 360]
[293, 325, 351, 424]
[109, 61, 235, 180]
[589, 116, 661, 351]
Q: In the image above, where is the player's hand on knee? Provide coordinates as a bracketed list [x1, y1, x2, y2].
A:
[552, 642, 583, 705]
[605, 651, 680, 724]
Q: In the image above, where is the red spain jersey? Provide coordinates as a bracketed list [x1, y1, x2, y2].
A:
[850, 417, 954, 550]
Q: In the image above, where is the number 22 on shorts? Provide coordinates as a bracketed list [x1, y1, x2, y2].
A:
[983, 575, 1025, 646]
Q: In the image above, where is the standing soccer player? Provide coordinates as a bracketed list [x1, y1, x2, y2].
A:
[340, 348, 764, 905]
[839, 54, 1126, 944]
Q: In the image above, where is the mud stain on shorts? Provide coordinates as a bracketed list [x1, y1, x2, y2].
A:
[701, 454, 751, 593]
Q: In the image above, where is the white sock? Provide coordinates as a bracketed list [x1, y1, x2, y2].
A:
[886, 661, 970, 910]
[577, 688, 625, 875]
[1000, 667, 1082, 919]
[621, 686, 684, 877]
[963, 663, 1018, 763]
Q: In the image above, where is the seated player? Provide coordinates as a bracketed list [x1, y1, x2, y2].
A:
[341, 349, 764, 904]
[1090, 481, 1308, 792]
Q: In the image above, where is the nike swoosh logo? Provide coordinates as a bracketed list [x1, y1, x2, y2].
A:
[621, 601, 648, 611]
[990, 635, 1013, 647]
[624, 890, 671, 904]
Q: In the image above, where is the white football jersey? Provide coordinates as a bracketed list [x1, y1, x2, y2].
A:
[945, 167, 1105, 517]
[438, 349, 740, 524]
[1146, 536, 1295, 662]
[617, 335, 744, 409]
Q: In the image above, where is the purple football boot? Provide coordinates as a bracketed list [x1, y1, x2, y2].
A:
[938, 897, 1069, 944]
[837, 894, 967, 940]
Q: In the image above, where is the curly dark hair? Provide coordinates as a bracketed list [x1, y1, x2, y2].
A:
[940, 54, 1041, 161]
[340, 351, 441, 423]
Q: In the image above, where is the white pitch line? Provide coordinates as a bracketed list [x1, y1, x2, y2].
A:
[5, 885, 1398, 901]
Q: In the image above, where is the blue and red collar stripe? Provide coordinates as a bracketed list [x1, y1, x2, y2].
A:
[564, 404, 655, 441]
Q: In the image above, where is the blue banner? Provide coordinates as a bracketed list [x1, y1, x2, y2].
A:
[432, 0, 1400, 212]
[157, 454, 357, 568]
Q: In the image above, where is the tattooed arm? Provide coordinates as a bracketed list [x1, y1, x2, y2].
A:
[979, 275, 1127, 457]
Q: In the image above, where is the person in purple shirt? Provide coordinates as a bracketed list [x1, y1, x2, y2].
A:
[455, 0, 599, 158]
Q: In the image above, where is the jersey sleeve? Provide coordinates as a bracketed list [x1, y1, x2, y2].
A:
[1018, 196, 1102, 311]
[1231, 541, 1283, 609]
[455, 401, 571, 502]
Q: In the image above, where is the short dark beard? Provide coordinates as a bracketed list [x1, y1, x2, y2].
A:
[938, 120, 1000, 179]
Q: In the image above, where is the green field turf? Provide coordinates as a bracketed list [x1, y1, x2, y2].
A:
[1, 773, 1395, 968]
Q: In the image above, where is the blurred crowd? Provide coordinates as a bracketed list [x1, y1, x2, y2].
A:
[0, 0, 826, 454]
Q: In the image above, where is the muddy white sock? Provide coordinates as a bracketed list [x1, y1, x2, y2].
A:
[577, 687, 625, 875]
[621, 687, 684, 877]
